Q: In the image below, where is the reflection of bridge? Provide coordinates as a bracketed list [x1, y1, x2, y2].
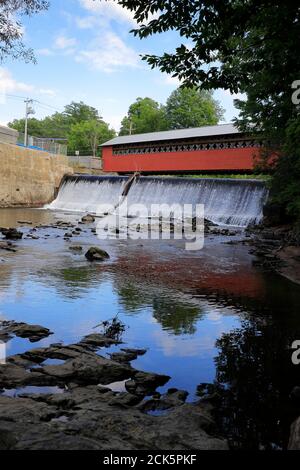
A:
[101, 124, 262, 174]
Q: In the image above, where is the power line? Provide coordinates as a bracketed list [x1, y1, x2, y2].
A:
[3, 94, 63, 114]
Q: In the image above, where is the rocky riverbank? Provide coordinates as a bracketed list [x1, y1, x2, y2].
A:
[246, 223, 300, 285]
[0, 320, 227, 450]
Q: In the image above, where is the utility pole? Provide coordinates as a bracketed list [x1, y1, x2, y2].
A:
[24, 98, 35, 147]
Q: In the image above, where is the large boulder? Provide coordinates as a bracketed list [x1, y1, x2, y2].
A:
[85, 247, 110, 262]
[81, 214, 95, 223]
[1, 228, 23, 240]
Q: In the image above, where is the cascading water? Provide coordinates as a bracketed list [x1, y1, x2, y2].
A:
[47, 175, 127, 213]
[48, 175, 269, 227]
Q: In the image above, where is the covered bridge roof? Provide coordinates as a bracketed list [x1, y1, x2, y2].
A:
[101, 123, 240, 147]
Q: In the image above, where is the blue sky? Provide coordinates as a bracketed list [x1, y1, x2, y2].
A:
[0, 0, 242, 132]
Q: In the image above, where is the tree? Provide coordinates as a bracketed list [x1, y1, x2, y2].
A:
[119, 97, 167, 135]
[64, 101, 101, 124]
[165, 87, 223, 129]
[68, 120, 116, 157]
[0, 0, 49, 62]
[8, 117, 45, 136]
[9, 101, 104, 139]
[114, 1, 300, 223]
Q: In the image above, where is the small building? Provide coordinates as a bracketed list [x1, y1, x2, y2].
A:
[101, 123, 262, 174]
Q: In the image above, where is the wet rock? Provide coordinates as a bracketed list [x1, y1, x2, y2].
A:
[0, 228, 23, 240]
[64, 232, 73, 238]
[0, 321, 53, 343]
[121, 348, 147, 356]
[0, 332, 13, 343]
[0, 329, 228, 450]
[0, 386, 228, 450]
[109, 351, 139, 363]
[108, 392, 143, 408]
[289, 416, 300, 449]
[34, 354, 132, 386]
[85, 247, 110, 262]
[0, 241, 17, 253]
[80, 333, 119, 348]
[69, 245, 83, 252]
[0, 362, 51, 389]
[110, 348, 147, 363]
[81, 214, 95, 223]
[125, 371, 170, 396]
[138, 388, 188, 413]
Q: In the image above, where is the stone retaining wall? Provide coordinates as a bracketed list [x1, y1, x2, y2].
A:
[0, 142, 73, 207]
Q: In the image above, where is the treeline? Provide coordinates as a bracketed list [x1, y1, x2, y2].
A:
[9, 87, 223, 156]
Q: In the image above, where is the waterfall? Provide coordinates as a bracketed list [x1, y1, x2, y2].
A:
[47, 175, 127, 213]
[48, 175, 269, 227]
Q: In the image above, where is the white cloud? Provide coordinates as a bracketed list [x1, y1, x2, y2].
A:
[75, 15, 97, 29]
[103, 113, 123, 131]
[55, 35, 77, 50]
[0, 67, 56, 102]
[36, 48, 54, 57]
[0, 67, 33, 94]
[162, 74, 181, 87]
[38, 88, 57, 97]
[79, 0, 137, 25]
[77, 31, 140, 73]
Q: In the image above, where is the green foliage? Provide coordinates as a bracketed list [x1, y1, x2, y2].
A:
[115, 1, 300, 223]
[119, 97, 167, 135]
[119, 88, 223, 135]
[64, 101, 101, 124]
[0, 1, 49, 62]
[165, 87, 223, 129]
[9, 117, 45, 136]
[271, 118, 300, 220]
[68, 120, 116, 157]
[9, 101, 115, 155]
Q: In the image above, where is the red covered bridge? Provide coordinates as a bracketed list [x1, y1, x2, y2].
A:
[101, 123, 262, 174]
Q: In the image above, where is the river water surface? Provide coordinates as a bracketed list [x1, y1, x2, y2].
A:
[1, 207, 300, 449]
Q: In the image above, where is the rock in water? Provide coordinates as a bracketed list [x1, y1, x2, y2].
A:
[81, 214, 95, 223]
[0, 321, 53, 343]
[1, 228, 23, 240]
[85, 247, 110, 262]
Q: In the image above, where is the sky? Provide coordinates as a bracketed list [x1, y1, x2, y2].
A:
[0, 0, 242, 133]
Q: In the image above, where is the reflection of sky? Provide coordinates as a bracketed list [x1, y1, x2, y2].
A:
[0, 269, 240, 400]
[0, 210, 279, 400]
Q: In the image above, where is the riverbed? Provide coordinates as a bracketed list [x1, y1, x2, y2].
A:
[1, 207, 300, 449]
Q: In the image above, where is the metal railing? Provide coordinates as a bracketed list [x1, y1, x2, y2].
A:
[17, 133, 68, 156]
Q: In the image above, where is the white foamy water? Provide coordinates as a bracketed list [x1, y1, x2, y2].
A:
[48, 176, 269, 227]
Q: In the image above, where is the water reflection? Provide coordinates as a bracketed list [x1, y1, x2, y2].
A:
[1, 208, 300, 448]
[208, 317, 300, 450]
[153, 298, 203, 335]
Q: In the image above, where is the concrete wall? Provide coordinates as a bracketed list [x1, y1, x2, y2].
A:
[0, 125, 19, 145]
[0, 142, 73, 207]
[68, 155, 102, 170]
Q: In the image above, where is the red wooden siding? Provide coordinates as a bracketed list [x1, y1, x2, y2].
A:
[102, 146, 259, 173]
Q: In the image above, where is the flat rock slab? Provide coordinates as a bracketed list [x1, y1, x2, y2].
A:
[0, 385, 228, 450]
[0, 325, 228, 450]
[34, 354, 133, 386]
[0, 321, 53, 343]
